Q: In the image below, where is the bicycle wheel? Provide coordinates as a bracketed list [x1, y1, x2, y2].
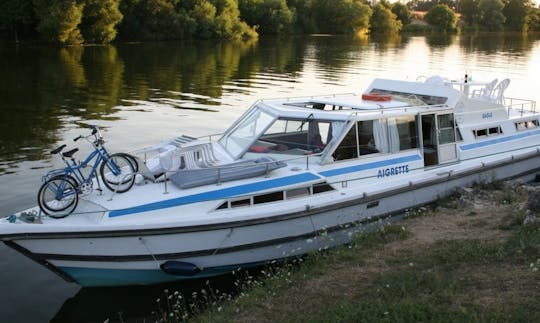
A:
[110, 152, 139, 172]
[38, 175, 79, 218]
[100, 154, 136, 193]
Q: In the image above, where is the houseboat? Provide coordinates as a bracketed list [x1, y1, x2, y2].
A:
[1, 77, 539, 287]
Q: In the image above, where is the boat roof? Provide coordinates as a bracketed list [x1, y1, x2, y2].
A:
[257, 78, 463, 121]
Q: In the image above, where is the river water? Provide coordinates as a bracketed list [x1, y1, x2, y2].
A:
[1, 33, 539, 322]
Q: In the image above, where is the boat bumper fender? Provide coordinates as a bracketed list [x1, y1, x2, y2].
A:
[160, 261, 202, 276]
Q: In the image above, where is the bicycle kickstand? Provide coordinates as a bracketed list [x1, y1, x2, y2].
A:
[94, 172, 103, 196]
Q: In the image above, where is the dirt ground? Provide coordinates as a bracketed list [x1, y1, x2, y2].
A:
[225, 182, 540, 322]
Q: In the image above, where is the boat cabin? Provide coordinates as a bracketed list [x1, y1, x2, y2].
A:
[218, 78, 476, 167]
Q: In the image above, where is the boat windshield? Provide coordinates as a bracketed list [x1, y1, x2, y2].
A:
[218, 107, 276, 159]
[243, 116, 347, 159]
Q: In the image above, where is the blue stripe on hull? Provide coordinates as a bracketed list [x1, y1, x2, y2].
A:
[109, 172, 320, 217]
[460, 129, 540, 151]
[319, 154, 421, 177]
[60, 263, 267, 287]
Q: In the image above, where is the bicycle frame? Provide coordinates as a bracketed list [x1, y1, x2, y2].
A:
[44, 139, 122, 191]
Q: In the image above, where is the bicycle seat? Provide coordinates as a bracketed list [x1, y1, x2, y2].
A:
[50, 144, 66, 155]
[62, 148, 79, 158]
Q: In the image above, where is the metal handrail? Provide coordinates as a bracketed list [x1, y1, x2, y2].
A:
[505, 97, 537, 116]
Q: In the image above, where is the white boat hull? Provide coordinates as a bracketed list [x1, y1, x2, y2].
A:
[6, 151, 540, 286]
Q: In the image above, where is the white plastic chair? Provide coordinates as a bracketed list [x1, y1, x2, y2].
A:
[471, 78, 498, 99]
[491, 79, 510, 105]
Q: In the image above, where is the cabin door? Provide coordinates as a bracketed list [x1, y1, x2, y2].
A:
[421, 113, 458, 166]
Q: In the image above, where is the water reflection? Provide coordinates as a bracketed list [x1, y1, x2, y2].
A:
[1, 33, 540, 322]
[369, 33, 407, 50]
[2, 33, 538, 175]
[459, 32, 540, 54]
[425, 33, 455, 47]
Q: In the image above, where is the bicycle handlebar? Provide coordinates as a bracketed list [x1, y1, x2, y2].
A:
[73, 125, 103, 143]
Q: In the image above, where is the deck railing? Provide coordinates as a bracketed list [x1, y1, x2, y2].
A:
[505, 97, 537, 116]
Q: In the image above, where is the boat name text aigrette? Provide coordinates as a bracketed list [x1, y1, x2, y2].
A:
[377, 164, 409, 178]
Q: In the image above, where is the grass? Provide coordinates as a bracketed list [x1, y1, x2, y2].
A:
[151, 184, 540, 323]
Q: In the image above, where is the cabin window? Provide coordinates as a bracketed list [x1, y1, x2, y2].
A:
[437, 114, 456, 144]
[515, 119, 539, 131]
[489, 127, 501, 135]
[254, 191, 284, 204]
[215, 182, 335, 210]
[371, 88, 447, 105]
[473, 126, 502, 138]
[333, 124, 359, 160]
[334, 120, 380, 160]
[230, 198, 252, 208]
[389, 116, 419, 151]
[313, 183, 335, 194]
[474, 129, 487, 137]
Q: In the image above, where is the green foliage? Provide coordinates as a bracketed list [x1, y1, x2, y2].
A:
[530, 7, 540, 31]
[408, 0, 457, 11]
[213, 0, 258, 40]
[0, 0, 35, 41]
[80, 0, 123, 44]
[391, 2, 412, 25]
[425, 4, 457, 32]
[370, 3, 402, 34]
[8, 0, 540, 44]
[34, 0, 84, 44]
[119, 0, 189, 41]
[478, 0, 506, 31]
[460, 0, 480, 25]
[312, 0, 372, 34]
[402, 23, 431, 33]
[378, 0, 392, 9]
[287, 0, 317, 33]
[239, 0, 293, 34]
[503, 0, 534, 32]
[191, 0, 217, 38]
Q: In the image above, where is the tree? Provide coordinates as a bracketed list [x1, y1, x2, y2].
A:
[502, 0, 534, 32]
[425, 4, 457, 32]
[238, 0, 293, 34]
[529, 7, 540, 31]
[391, 2, 412, 25]
[370, 3, 402, 34]
[378, 0, 392, 9]
[190, 0, 217, 38]
[0, 0, 35, 42]
[408, 0, 458, 11]
[80, 0, 123, 44]
[119, 0, 192, 41]
[313, 0, 372, 35]
[460, 0, 480, 25]
[212, 0, 258, 40]
[287, 0, 317, 33]
[34, 0, 84, 44]
[478, 0, 505, 31]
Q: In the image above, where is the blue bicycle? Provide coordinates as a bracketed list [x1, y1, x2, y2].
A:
[37, 126, 137, 218]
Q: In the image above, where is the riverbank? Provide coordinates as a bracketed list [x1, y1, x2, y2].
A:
[156, 180, 540, 322]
